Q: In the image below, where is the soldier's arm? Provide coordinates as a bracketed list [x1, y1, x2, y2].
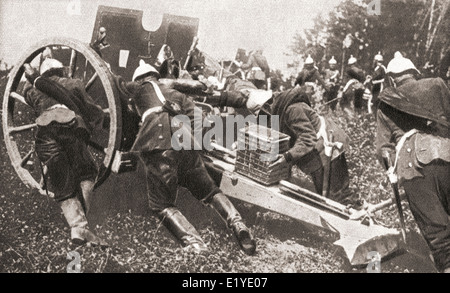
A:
[159, 78, 208, 96]
[196, 90, 248, 109]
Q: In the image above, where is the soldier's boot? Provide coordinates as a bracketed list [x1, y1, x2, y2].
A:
[60, 197, 108, 248]
[158, 207, 208, 253]
[80, 180, 95, 215]
[209, 193, 256, 255]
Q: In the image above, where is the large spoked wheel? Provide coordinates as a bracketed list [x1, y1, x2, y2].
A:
[2, 37, 122, 195]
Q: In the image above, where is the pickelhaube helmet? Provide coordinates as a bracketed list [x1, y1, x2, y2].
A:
[386, 51, 419, 75]
[132, 59, 160, 81]
[348, 55, 357, 65]
[329, 56, 337, 65]
[304, 54, 314, 65]
[374, 51, 384, 62]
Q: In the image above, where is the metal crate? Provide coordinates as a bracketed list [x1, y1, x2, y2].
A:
[235, 124, 291, 185]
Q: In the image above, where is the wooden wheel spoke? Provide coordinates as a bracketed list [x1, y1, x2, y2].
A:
[8, 123, 37, 135]
[39, 165, 48, 189]
[68, 49, 78, 78]
[20, 149, 35, 167]
[85, 72, 99, 91]
[10, 92, 28, 105]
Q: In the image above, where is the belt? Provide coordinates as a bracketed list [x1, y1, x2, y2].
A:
[343, 79, 358, 92]
[141, 106, 163, 123]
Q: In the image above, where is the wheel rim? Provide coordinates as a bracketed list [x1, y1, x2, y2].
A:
[2, 37, 121, 195]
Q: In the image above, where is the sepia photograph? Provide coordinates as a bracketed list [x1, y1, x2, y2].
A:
[0, 0, 449, 277]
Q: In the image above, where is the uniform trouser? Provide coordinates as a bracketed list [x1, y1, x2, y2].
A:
[402, 161, 450, 272]
[325, 85, 339, 110]
[309, 153, 355, 205]
[34, 124, 97, 202]
[353, 88, 365, 112]
[140, 149, 222, 212]
[371, 92, 381, 117]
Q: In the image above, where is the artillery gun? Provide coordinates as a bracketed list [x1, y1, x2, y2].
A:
[2, 5, 406, 267]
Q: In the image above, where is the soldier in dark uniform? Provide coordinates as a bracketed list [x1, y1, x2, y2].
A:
[23, 58, 108, 247]
[439, 49, 450, 86]
[294, 55, 329, 108]
[367, 52, 386, 115]
[343, 55, 366, 115]
[323, 56, 341, 111]
[185, 48, 207, 81]
[204, 86, 362, 208]
[114, 60, 256, 255]
[263, 88, 360, 207]
[240, 48, 270, 90]
[376, 52, 450, 273]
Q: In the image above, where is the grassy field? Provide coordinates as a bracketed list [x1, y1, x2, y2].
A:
[0, 74, 438, 273]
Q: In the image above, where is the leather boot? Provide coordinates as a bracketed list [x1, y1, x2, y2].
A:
[80, 180, 94, 215]
[60, 197, 108, 248]
[158, 207, 208, 253]
[209, 193, 256, 255]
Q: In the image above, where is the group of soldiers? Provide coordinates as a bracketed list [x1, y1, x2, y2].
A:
[291, 50, 450, 273]
[292, 52, 387, 117]
[19, 34, 450, 273]
[22, 49, 258, 256]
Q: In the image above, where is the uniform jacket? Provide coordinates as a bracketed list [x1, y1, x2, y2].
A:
[25, 75, 105, 137]
[371, 64, 386, 94]
[376, 76, 450, 184]
[346, 65, 365, 83]
[270, 88, 349, 174]
[342, 65, 366, 97]
[323, 68, 340, 85]
[295, 67, 327, 89]
[119, 77, 204, 153]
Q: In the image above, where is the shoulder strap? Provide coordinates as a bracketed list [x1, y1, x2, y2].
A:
[142, 80, 167, 104]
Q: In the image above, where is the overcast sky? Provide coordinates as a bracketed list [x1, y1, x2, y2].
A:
[0, 0, 340, 76]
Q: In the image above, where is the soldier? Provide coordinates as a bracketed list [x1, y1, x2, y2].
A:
[23, 58, 108, 247]
[240, 48, 270, 90]
[323, 56, 341, 111]
[342, 55, 366, 115]
[376, 52, 450, 273]
[114, 60, 256, 255]
[204, 87, 363, 208]
[439, 48, 450, 85]
[264, 87, 361, 207]
[185, 47, 207, 81]
[294, 55, 329, 107]
[367, 52, 386, 115]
